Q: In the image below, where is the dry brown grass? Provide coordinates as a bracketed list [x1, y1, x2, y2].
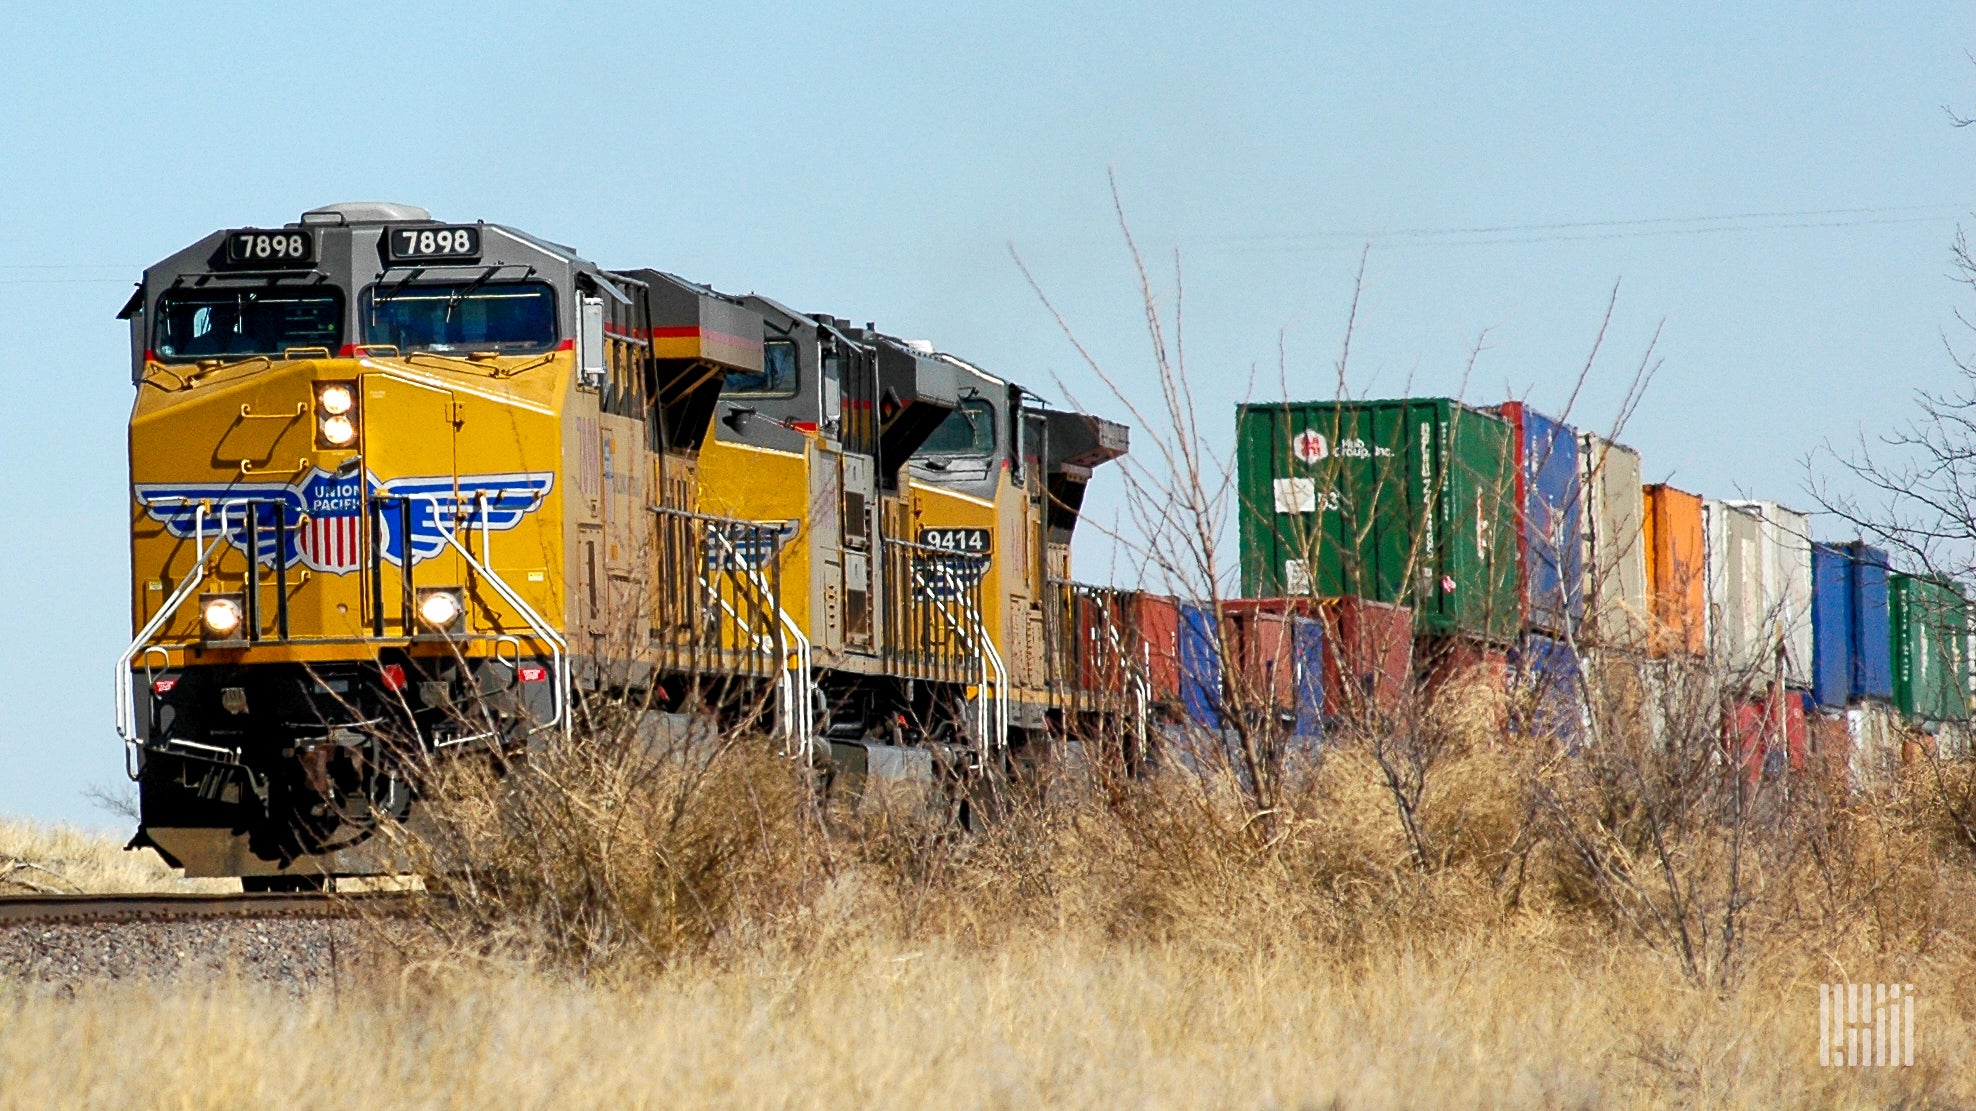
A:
[8, 687, 1976, 1107]
[0, 928, 1965, 1108]
[0, 818, 229, 894]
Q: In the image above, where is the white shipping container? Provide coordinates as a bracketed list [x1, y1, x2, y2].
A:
[1579, 432, 1648, 651]
[1704, 499, 1814, 690]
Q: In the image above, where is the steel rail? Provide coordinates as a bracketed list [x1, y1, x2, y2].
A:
[0, 891, 417, 928]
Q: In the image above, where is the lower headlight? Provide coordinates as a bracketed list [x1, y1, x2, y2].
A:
[417, 587, 464, 631]
[201, 594, 245, 639]
[320, 414, 357, 446]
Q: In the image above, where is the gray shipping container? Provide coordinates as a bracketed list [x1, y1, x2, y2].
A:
[1579, 432, 1647, 652]
[1704, 499, 1814, 690]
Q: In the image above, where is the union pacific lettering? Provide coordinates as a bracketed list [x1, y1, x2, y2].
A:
[309, 479, 365, 515]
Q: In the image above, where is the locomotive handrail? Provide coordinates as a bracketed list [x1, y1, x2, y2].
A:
[1102, 610, 1151, 756]
[704, 524, 814, 761]
[423, 496, 570, 738]
[900, 540, 1005, 758]
[114, 500, 225, 779]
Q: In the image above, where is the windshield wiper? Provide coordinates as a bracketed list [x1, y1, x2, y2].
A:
[443, 266, 500, 322]
[370, 265, 427, 309]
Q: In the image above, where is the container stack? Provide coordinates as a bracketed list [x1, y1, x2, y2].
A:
[1809, 543, 1897, 786]
[1236, 399, 1519, 723]
[1190, 390, 1976, 778]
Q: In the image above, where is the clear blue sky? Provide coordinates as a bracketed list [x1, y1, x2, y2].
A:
[1, 3, 1971, 825]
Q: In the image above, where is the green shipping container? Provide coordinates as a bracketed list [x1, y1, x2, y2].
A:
[1237, 399, 1520, 642]
[1889, 572, 1971, 723]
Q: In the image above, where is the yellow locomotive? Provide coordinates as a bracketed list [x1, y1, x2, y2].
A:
[116, 203, 1128, 884]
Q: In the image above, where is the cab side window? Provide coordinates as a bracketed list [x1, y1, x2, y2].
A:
[726, 338, 799, 397]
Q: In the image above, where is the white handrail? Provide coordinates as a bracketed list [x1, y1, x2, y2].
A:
[114, 500, 233, 780]
[922, 557, 1006, 759]
[707, 525, 813, 761]
[432, 496, 570, 736]
[1103, 611, 1150, 755]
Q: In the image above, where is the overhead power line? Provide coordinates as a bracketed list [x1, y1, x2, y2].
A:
[1209, 202, 1972, 252]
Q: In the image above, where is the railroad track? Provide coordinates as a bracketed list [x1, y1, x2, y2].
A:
[0, 890, 418, 927]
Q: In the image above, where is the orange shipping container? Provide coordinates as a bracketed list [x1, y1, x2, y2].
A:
[1643, 484, 1707, 658]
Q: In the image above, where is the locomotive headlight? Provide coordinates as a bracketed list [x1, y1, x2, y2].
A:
[416, 587, 464, 632]
[317, 383, 354, 416]
[319, 414, 358, 446]
[201, 593, 246, 640]
[315, 381, 360, 448]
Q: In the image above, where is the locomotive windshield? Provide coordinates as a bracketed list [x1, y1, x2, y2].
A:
[918, 398, 996, 456]
[360, 280, 558, 354]
[152, 287, 343, 360]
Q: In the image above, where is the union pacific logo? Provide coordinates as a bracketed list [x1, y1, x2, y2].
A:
[133, 468, 554, 574]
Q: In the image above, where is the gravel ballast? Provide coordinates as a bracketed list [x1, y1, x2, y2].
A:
[0, 916, 370, 992]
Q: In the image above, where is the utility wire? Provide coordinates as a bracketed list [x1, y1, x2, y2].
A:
[1214, 201, 1969, 244]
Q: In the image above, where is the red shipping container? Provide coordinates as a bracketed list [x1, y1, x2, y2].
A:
[1226, 597, 1413, 722]
[1725, 692, 1809, 782]
[1222, 607, 1298, 711]
[1073, 588, 1136, 696]
[1135, 593, 1183, 706]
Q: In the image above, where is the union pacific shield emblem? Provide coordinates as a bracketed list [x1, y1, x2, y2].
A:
[296, 471, 367, 573]
[133, 469, 554, 574]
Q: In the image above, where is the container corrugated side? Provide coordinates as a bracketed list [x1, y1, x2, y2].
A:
[1581, 433, 1647, 651]
[1235, 399, 1518, 641]
[1509, 633, 1582, 742]
[1837, 541, 1894, 702]
[1643, 484, 1706, 657]
[1730, 500, 1814, 691]
[1704, 499, 1813, 690]
[1811, 543, 1854, 708]
[1889, 573, 1970, 723]
[1490, 403, 1583, 635]
[1177, 602, 1223, 729]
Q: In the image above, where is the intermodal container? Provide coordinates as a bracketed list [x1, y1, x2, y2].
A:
[1703, 500, 1813, 690]
[1889, 572, 1970, 723]
[1236, 399, 1519, 642]
[1849, 700, 1904, 787]
[1643, 484, 1706, 657]
[1137, 594, 1182, 707]
[1177, 601, 1224, 730]
[1508, 633, 1582, 742]
[1319, 596, 1414, 723]
[1810, 544, 1852, 709]
[1727, 691, 1810, 781]
[1221, 605, 1300, 712]
[1809, 542, 1894, 708]
[1225, 597, 1409, 726]
[1579, 433, 1648, 651]
[1489, 403, 1582, 635]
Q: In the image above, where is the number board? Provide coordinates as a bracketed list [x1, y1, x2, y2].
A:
[223, 228, 315, 267]
[384, 225, 482, 262]
[918, 527, 991, 555]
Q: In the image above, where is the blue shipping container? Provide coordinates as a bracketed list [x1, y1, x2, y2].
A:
[1291, 616, 1324, 742]
[1177, 602, 1223, 730]
[1509, 633, 1582, 743]
[1810, 544, 1853, 708]
[1493, 403, 1583, 635]
[1810, 541, 1894, 706]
